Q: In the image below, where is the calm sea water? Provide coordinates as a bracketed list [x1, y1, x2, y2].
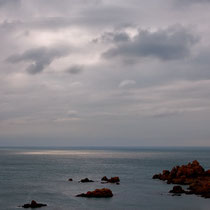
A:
[0, 147, 210, 210]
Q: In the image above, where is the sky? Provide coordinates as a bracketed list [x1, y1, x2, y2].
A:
[0, 0, 210, 147]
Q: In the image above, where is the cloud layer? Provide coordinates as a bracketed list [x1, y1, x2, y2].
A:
[0, 0, 210, 146]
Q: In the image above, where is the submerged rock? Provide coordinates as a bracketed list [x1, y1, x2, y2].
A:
[169, 186, 185, 195]
[76, 188, 113, 198]
[21, 200, 47, 208]
[153, 160, 210, 198]
[80, 178, 94, 183]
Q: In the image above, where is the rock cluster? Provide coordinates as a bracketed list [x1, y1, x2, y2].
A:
[76, 188, 113, 198]
[153, 160, 210, 198]
[21, 200, 47, 208]
[101, 176, 120, 184]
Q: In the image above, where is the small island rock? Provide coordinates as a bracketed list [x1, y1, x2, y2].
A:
[80, 178, 94, 183]
[76, 188, 113, 198]
[101, 176, 120, 184]
[21, 200, 47, 208]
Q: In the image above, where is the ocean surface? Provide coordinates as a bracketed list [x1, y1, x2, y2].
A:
[0, 147, 210, 210]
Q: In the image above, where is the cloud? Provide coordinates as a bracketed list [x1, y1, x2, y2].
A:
[175, 0, 210, 5]
[67, 110, 79, 118]
[54, 110, 80, 122]
[103, 25, 199, 61]
[0, 0, 20, 8]
[118, 80, 136, 88]
[7, 46, 70, 74]
[149, 107, 207, 118]
[94, 31, 130, 43]
[70, 81, 83, 88]
[66, 65, 83, 74]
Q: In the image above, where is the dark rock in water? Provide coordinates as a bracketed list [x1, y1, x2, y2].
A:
[68, 178, 73, 181]
[21, 200, 47, 208]
[152, 174, 161, 179]
[76, 188, 113, 198]
[101, 176, 109, 182]
[109, 177, 120, 183]
[101, 176, 120, 184]
[153, 160, 210, 199]
[80, 178, 94, 183]
[169, 186, 185, 194]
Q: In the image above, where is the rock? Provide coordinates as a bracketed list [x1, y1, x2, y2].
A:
[76, 188, 113, 198]
[21, 200, 47, 208]
[152, 174, 161, 179]
[153, 160, 210, 198]
[109, 177, 120, 183]
[188, 178, 210, 198]
[101, 176, 109, 182]
[101, 176, 120, 184]
[80, 178, 94, 183]
[68, 178, 73, 181]
[163, 170, 170, 176]
[205, 170, 210, 176]
[169, 186, 185, 194]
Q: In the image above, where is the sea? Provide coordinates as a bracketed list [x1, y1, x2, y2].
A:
[0, 147, 210, 210]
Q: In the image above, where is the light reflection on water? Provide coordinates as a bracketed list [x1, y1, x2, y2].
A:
[16, 149, 175, 159]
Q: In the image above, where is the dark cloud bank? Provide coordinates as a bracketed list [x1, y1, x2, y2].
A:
[7, 46, 70, 74]
[103, 26, 198, 61]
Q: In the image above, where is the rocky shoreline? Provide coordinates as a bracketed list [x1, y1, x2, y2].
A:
[153, 160, 210, 198]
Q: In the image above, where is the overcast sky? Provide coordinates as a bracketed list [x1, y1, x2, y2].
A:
[1, 0, 210, 147]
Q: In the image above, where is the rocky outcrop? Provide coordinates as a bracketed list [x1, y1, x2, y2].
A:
[21, 200, 47, 208]
[153, 160, 210, 198]
[80, 178, 94, 183]
[101, 176, 120, 184]
[76, 188, 113, 198]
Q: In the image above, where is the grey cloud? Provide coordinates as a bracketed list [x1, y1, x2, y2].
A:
[118, 80, 136, 88]
[0, 4, 129, 32]
[94, 31, 130, 43]
[0, 0, 20, 7]
[66, 65, 83, 74]
[113, 32, 130, 42]
[7, 46, 70, 74]
[149, 107, 206, 118]
[175, 0, 210, 5]
[67, 110, 79, 118]
[103, 26, 199, 61]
